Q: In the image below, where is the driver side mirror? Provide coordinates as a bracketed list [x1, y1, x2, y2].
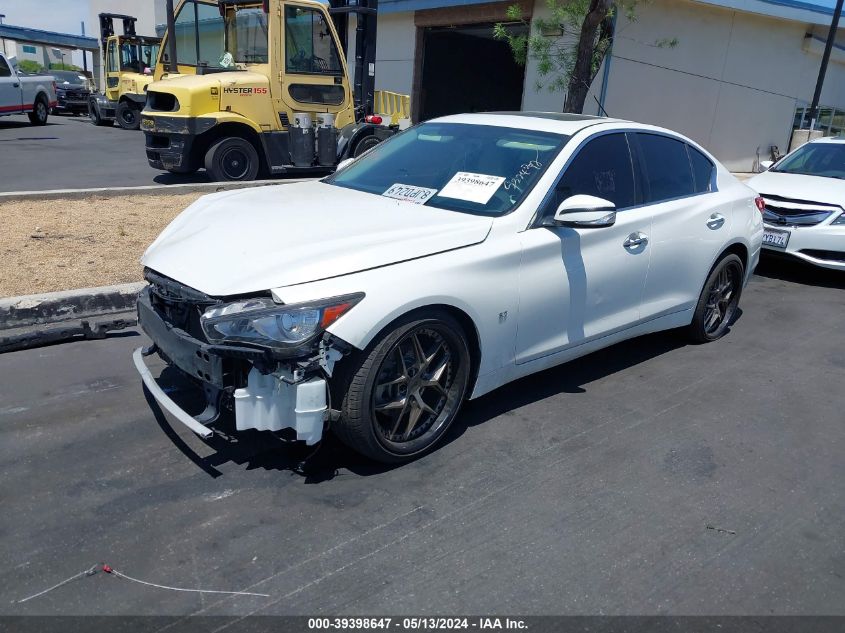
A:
[550, 195, 616, 228]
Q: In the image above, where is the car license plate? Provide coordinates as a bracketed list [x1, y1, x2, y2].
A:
[763, 227, 790, 248]
[141, 118, 155, 131]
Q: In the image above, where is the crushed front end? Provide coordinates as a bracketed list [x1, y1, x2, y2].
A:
[134, 269, 356, 444]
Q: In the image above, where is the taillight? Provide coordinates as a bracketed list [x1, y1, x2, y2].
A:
[754, 197, 765, 213]
[365, 115, 383, 125]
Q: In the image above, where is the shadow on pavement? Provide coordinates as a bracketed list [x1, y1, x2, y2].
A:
[755, 253, 845, 290]
[148, 329, 691, 483]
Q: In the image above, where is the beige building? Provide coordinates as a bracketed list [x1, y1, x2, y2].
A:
[369, 0, 845, 171]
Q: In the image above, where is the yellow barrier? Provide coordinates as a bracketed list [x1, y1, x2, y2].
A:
[374, 90, 411, 126]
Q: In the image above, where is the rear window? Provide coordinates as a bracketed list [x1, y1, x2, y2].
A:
[636, 133, 695, 203]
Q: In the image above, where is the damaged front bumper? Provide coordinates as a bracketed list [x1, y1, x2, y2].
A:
[134, 286, 329, 444]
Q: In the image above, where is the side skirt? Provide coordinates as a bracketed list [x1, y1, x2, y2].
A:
[469, 308, 694, 400]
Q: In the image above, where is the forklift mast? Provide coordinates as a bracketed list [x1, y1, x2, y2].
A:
[98, 13, 139, 44]
[328, 0, 379, 120]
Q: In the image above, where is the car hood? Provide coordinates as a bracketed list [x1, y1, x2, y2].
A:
[142, 181, 493, 296]
[747, 171, 845, 207]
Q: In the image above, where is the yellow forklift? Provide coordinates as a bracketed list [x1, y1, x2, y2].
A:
[140, 0, 410, 180]
[88, 14, 161, 129]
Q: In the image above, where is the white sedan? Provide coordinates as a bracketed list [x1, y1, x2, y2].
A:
[748, 137, 845, 271]
[134, 113, 763, 463]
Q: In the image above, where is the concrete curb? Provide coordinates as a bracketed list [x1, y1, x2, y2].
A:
[0, 282, 145, 329]
[0, 282, 145, 353]
[0, 177, 318, 202]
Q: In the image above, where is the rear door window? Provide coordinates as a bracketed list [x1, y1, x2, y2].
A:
[553, 132, 637, 210]
[687, 145, 715, 193]
[0, 57, 12, 78]
[636, 133, 696, 203]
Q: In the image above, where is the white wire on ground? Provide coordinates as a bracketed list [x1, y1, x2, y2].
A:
[16, 565, 99, 603]
[107, 567, 270, 598]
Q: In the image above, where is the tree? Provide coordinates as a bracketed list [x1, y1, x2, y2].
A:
[17, 60, 45, 74]
[494, 0, 677, 114]
[49, 62, 83, 71]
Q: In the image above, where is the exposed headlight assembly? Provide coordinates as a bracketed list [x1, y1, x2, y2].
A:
[200, 293, 363, 351]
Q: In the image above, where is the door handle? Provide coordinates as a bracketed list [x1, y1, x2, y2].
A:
[707, 213, 726, 230]
[623, 232, 649, 249]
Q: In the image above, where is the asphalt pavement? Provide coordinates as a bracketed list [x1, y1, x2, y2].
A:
[1, 256, 843, 617]
[0, 113, 235, 192]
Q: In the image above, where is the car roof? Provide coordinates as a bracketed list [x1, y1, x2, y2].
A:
[430, 112, 627, 135]
[809, 135, 845, 144]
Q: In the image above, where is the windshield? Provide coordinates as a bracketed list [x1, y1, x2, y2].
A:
[51, 70, 87, 84]
[327, 123, 568, 216]
[225, 7, 268, 64]
[120, 42, 158, 73]
[772, 142, 845, 179]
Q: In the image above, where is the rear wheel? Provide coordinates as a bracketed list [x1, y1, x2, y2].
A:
[204, 137, 260, 181]
[352, 134, 381, 158]
[115, 101, 140, 130]
[333, 311, 471, 463]
[28, 97, 48, 126]
[688, 253, 744, 343]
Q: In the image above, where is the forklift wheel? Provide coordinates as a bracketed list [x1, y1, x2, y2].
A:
[353, 134, 381, 158]
[116, 102, 141, 130]
[204, 137, 260, 182]
[89, 102, 112, 127]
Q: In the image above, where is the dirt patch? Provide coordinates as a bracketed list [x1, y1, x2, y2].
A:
[0, 193, 203, 297]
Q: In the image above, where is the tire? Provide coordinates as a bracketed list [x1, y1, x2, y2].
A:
[115, 101, 140, 130]
[352, 134, 381, 158]
[688, 253, 744, 343]
[89, 101, 112, 126]
[204, 137, 260, 182]
[332, 311, 471, 463]
[28, 97, 48, 126]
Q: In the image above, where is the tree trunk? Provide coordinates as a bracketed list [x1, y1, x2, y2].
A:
[564, 0, 613, 114]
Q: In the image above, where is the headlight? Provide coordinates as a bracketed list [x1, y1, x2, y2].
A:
[200, 293, 363, 350]
[833, 211, 845, 225]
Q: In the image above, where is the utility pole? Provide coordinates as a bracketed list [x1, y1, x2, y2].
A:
[808, 0, 844, 130]
[82, 21, 88, 74]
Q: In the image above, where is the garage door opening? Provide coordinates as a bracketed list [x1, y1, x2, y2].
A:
[418, 22, 527, 122]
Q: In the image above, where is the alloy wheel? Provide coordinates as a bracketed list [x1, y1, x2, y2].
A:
[371, 327, 456, 445]
[703, 261, 741, 335]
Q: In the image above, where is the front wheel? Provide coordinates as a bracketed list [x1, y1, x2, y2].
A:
[204, 137, 260, 181]
[115, 101, 140, 130]
[333, 311, 471, 463]
[688, 253, 744, 343]
[89, 101, 112, 126]
[28, 98, 48, 126]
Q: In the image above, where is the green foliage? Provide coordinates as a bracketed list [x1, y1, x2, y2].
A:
[495, 0, 676, 105]
[17, 60, 44, 74]
[48, 62, 83, 71]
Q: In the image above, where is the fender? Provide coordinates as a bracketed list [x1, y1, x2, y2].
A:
[337, 122, 396, 160]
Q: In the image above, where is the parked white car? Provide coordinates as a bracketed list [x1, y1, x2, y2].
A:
[135, 113, 763, 463]
[0, 54, 56, 125]
[748, 137, 845, 271]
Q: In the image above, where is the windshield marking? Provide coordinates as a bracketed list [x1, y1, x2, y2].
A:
[382, 184, 439, 204]
[439, 172, 506, 205]
[504, 154, 543, 192]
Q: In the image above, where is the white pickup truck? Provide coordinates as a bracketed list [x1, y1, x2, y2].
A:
[0, 53, 57, 126]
